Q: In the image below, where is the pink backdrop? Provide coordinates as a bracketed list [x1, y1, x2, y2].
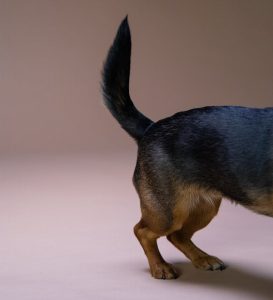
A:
[1, 0, 273, 156]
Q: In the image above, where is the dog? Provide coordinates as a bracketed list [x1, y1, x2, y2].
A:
[101, 17, 273, 279]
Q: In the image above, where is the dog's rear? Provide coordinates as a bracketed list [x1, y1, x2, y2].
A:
[102, 17, 273, 279]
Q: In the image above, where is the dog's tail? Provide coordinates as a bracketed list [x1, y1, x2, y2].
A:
[101, 17, 153, 142]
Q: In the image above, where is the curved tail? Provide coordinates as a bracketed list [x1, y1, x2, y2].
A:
[101, 17, 153, 142]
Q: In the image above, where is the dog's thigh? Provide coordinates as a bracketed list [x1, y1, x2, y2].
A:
[181, 195, 222, 237]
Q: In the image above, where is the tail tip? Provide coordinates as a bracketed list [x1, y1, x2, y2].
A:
[119, 15, 129, 31]
[123, 15, 128, 24]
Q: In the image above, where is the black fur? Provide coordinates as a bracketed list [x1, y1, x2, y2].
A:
[102, 18, 273, 210]
[102, 17, 153, 141]
[138, 106, 273, 206]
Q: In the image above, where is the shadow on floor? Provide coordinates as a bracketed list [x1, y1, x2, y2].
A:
[166, 261, 273, 299]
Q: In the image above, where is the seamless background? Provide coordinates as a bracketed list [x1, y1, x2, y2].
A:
[1, 0, 273, 156]
[0, 1, 272, 299]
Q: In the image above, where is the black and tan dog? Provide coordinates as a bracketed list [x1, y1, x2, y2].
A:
[101, 17, 273, 279]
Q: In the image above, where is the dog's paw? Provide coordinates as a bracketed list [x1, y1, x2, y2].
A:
[151, 262, 179, 279]
[192, 255, 226, 271]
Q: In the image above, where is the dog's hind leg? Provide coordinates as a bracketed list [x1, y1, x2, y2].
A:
[133, 165, 187, 279]
[133, 189, 186, 280]
[134, 219, 178, 279]
[167, 194, 226, 271]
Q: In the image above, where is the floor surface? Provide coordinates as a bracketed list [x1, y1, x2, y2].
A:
[0, 154, 272, 299]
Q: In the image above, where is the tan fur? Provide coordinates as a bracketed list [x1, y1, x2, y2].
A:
[248, 193, 273, 216]
[167, 192, 224, 271]
[134, 220, 178, 279]
[134, 178, 226, 279]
